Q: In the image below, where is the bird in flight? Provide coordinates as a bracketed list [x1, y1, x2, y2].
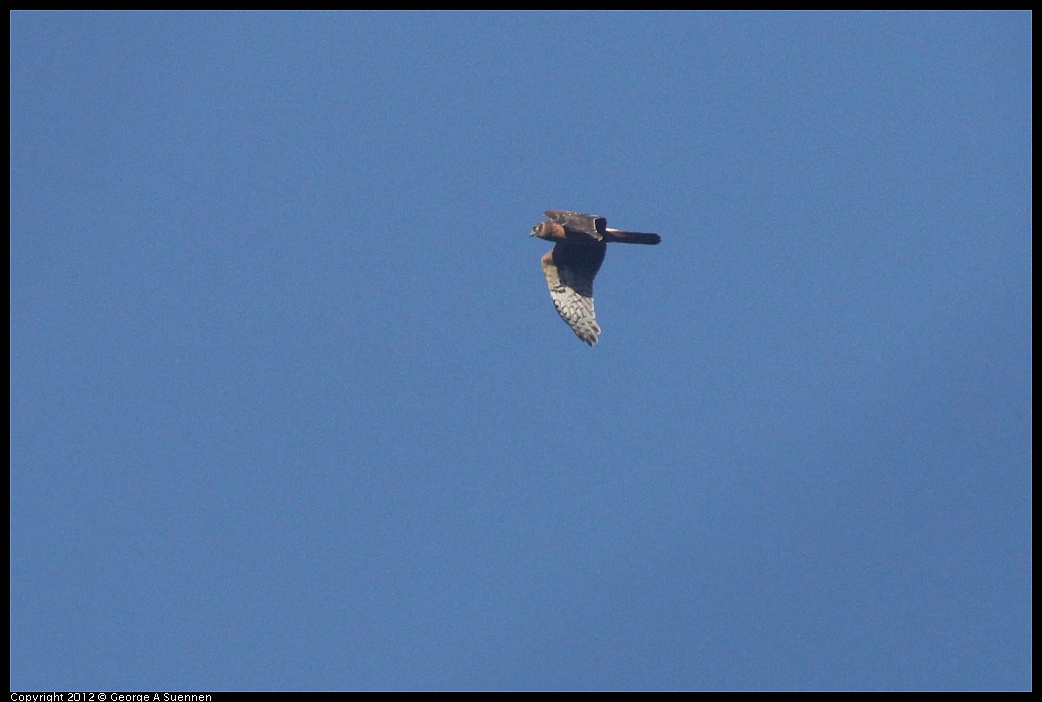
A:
[531, 210, 661, 346]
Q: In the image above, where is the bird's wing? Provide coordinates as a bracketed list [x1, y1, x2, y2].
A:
[541, 242, 607, 346]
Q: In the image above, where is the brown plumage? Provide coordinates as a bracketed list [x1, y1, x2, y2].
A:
[530, 210, 661, 346]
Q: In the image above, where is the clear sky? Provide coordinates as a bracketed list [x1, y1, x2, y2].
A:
[10, 11, 1031, 692]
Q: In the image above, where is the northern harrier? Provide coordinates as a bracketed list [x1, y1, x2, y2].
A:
[531, 210, 661, 346]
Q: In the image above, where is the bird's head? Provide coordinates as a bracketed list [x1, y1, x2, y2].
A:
[530, 221, 560, 241]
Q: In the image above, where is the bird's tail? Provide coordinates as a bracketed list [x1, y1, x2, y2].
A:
[604, 229, 661, 245]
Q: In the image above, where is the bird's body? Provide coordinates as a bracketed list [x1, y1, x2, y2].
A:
[530, 210, 660, 346]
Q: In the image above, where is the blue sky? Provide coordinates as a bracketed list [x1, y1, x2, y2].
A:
[10, 11, 1031, 691]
